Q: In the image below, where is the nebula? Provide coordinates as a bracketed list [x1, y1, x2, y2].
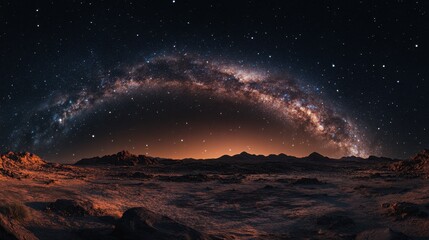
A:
[10, 54, 369, 157]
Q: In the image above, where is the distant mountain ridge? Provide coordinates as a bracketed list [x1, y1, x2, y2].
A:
[0, 150, 402, 168]
[204, 151, 395, 162]
[74, 150, 399, 166]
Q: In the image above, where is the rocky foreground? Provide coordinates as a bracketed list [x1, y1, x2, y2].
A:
[0, 150, 429, 239]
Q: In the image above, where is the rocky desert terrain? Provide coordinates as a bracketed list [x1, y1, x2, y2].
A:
[1, 150, 429, 239]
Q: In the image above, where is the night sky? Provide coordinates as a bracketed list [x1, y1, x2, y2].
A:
[0, 1, 427, 162]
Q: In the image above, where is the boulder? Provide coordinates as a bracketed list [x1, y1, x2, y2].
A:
[47, 199, 103, 217]
[114, 207, 212, 240]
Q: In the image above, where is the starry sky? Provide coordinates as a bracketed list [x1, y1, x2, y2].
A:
[0, 1, 427, 162]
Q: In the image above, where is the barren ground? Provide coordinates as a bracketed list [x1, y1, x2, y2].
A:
[1, 157, 429, 239]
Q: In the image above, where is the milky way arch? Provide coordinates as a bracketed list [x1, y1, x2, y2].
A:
[11, 54, 369, 157]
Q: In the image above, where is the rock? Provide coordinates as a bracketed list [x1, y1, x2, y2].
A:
[114, 207, 212, 240]
[0, 152, 45, 167]
[387, 202, 427, 219]
[0, 169, 26, 179]
[0, 214, 38, 240]
[75, 150, 158, 166]
[47, 199, 103, 217]
[0, 152, 46, 178]
[390, 149, 429, 178]
[316, 212, 354, 230]
[293, 177, 324, 185]
[413, 149, 429, 161]
[356, 228, 409, 240]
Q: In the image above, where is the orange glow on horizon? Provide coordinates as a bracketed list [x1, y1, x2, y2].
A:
[57, 127, 347, 163]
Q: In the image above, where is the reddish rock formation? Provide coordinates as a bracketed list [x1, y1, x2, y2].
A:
[0, 152, 45, 168]
[0, 152, 46, 178]
[390, 149, 429, 177]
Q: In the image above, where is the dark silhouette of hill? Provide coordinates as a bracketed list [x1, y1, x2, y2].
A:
[75, 150, 158, 166]
[74, 150, 400, 166]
